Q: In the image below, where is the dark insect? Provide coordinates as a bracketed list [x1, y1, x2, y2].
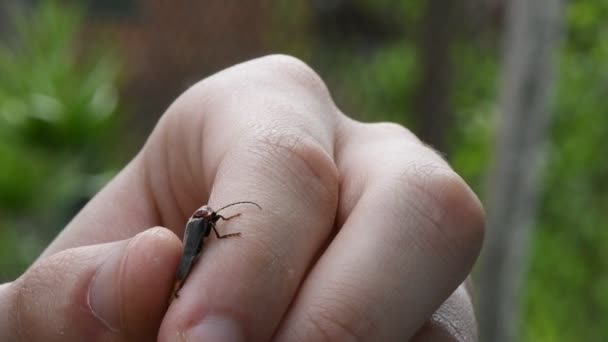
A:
[172, 201, 262, 298]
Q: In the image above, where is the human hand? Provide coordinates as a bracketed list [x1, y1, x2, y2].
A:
[0, 55, 484, 341]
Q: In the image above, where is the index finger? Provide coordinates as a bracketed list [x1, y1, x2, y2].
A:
[158, 55, 342, 341]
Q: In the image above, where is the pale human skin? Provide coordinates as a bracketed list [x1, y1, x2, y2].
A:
[0, 55, 484, 341]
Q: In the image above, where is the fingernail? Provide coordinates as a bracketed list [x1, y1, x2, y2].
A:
[186, 315, 245, 342]
[88, 237, 133, 332]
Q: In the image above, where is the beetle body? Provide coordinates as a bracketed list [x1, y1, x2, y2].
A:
[175, 215, 213, 282]
[172, 202, 261, 298]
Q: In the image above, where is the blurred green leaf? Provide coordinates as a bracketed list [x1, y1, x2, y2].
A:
[0, 0, 123, 281]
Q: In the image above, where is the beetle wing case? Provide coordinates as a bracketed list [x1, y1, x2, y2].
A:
[176, 217, 208, 281]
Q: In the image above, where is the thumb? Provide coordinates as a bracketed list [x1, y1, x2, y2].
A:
[0, 227, 181, 342]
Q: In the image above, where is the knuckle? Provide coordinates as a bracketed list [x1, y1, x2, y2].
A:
[257, 54, 313, 73]
[193, 54, 328, 99]
[365, 121, 421, 143]
[428, 170, 485, 256]
[248, 130, 339, 204]
[397, 161, 485, 265]
[255, 54, 327, 91]
[167, 54, 330, 116]
[165, 54, 325, 115]
[162, 54, 336, 144]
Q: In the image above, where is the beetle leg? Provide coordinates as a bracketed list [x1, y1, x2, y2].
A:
[218, 213, 241, 221]
[213, 215, 242, 238]
[212, 224, 241, 239]
[172, 280, 184, 298]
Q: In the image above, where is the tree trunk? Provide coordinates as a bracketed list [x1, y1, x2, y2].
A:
[477, 0, 564, 341]
[414, 0, 458, 154]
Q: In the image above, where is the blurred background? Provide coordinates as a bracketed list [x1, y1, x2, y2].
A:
[0, 0, 605, 341]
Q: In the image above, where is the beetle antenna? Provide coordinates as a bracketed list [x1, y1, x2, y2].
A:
[215, 201, 262, 213]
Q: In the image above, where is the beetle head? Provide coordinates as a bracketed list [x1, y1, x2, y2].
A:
[192, 205, 214, 219]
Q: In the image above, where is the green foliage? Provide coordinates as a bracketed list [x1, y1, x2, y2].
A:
[450, 43, 498, 194]
[330, 42, 419, 126]
[0, 1, 119, 157]
[522, 1, 608, 340]
[0, 1, 122, 281]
